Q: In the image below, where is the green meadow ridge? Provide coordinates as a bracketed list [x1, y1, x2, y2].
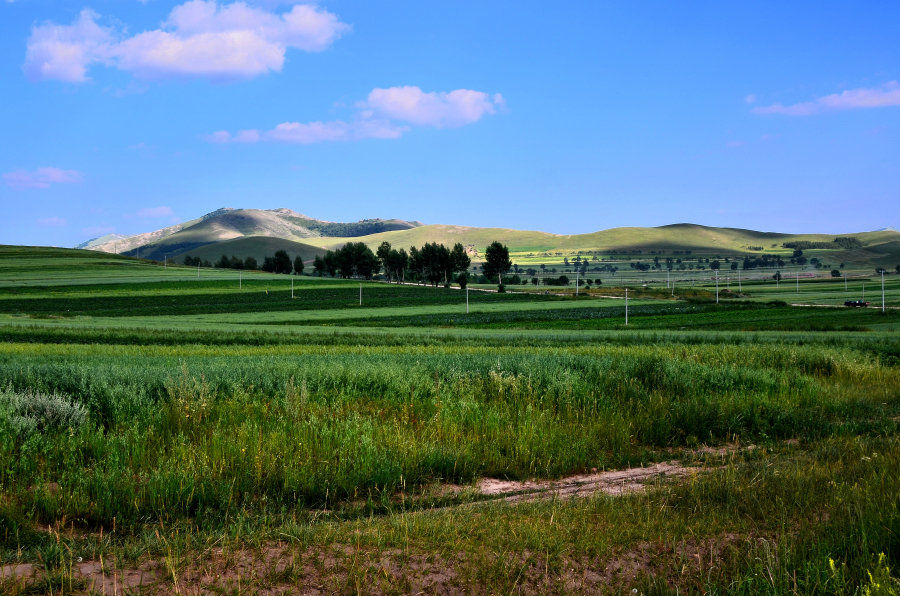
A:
[77, 207, 900, 270]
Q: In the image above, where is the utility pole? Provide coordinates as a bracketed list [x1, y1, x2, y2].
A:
[575, 270, 579, 297]
[291, 277, 294, 299]
[239, 270, 242, 289]
[796, 271, 799, 293]
[164, 255, 167, 270]
[197, 261, 200, 278]
[715, 270, 719, 305]
[844, 273, 847, 291]
[359, 283, 362, 306]
[466, 286, 469, 314]
[881, 270, 885, 313]
[625, 287, 628, 326]
[738, 268, 741, 293]
[666, 268, 669, 289]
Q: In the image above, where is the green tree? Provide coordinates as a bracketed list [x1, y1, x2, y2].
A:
[483, 241, 512, 291]
[312, 255, 326, 276]
[273, 250, 292, 274]
[293, 256, 304, 275]
[377, 241, 393, 280]
[831, 269, 842, 278]
[244, 256, 258, 270]
[450, 243, 471, 286]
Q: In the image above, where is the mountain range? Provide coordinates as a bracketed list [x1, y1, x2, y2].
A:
[76, 207, 900, 268]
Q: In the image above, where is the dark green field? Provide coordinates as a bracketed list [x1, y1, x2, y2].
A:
[1, 247, 898, 594]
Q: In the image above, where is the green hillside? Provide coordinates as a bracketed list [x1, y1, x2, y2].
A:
[178, 236, 324, 266]
[118, 208, 420, 261]
[76, 206, 900, 272]
[318, 223, 900, 265]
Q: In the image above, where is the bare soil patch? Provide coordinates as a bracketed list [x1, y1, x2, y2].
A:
[477, 460, 694, 503]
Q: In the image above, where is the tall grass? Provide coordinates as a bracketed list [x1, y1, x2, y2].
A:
[0, 337, 896, 530]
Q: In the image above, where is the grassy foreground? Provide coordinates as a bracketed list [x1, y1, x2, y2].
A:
[0, 248, 898, 594]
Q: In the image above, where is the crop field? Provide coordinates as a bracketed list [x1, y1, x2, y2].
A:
[1, 247, 898, 594]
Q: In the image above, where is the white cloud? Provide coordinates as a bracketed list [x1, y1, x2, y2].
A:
[3, 167, 83, 189]
[753, 81, 900, 116]
[23, 10, 114, 82]
[365, 87, 504, 128]
[37, 217, 67, 227]
[208, 86, 500, 144]
[136, 206, 174, 218]
[24, 1, 349, 82]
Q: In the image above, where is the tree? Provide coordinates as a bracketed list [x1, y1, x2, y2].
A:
[456, 271, 468, 289]
[293, 256, 304, 275]
[312, 255, 326, 276]
[331, 242, 380, 279]
[262, 256, 276, 273]
[377, 242, 393, 280]
[450, 243, 471, 286]
[388, 248, 408, 282]
[831, 270, 842, 278]
[244, 256, 258, 270]
[483, 241, 512, 290]
[773, 271, 782, 281]
[273, 250, 292, 274]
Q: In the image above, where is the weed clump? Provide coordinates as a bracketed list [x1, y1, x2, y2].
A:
[0, 384, 87, 435]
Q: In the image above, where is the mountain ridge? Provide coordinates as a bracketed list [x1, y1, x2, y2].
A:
[76, 207, 900, 266]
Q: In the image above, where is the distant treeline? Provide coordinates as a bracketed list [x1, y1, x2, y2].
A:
[183, 250, 304, 274]
[783, 237, 862, 250]
[312, 241, 473, 286]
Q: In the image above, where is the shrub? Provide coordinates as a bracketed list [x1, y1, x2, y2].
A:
[0, 384, 87, 435]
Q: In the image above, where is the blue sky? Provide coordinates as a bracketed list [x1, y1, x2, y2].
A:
[1, 1, 898, 247]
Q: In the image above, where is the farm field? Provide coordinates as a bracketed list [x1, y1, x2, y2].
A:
[1, 247, 898, 594]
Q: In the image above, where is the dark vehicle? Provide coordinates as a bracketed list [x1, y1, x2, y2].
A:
[844, 300, 870, 307]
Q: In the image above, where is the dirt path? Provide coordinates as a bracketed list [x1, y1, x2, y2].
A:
[475, 461, 693, 503]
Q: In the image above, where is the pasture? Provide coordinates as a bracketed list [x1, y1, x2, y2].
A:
[0, 246, 898, 594]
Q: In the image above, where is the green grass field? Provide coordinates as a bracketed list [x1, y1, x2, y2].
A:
[0, 247, 898, 594]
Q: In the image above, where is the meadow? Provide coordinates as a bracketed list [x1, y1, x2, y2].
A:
[0, 247, 898, 594]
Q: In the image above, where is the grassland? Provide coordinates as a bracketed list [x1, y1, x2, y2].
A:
[0, 246, 898, 594]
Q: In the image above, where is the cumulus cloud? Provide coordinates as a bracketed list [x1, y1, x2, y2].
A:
[365, 87, 504, 128]
[38, 217, 67, 227]
[3, 167, 83, 189]
[23, 10, 114, 82]
[24, 1, 349, 82]
[208, 86, 502, 144]
[753, 81, 900, 116]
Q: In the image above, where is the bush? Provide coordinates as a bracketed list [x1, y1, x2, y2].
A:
[0, 385, 87, 435]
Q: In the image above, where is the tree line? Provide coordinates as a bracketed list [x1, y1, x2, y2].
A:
[183, 241, 516, 289]
[311, 240, 513, 290]
[183, 250, 304, 274]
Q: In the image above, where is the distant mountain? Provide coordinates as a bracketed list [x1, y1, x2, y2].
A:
[76, 207, 900, 267]
[75, 233, 126, 250]
[82, 208, 422, 262]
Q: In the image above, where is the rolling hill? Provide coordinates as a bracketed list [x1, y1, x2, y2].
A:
[81, 208, 422, 262]
[76, 207, 900, 269]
